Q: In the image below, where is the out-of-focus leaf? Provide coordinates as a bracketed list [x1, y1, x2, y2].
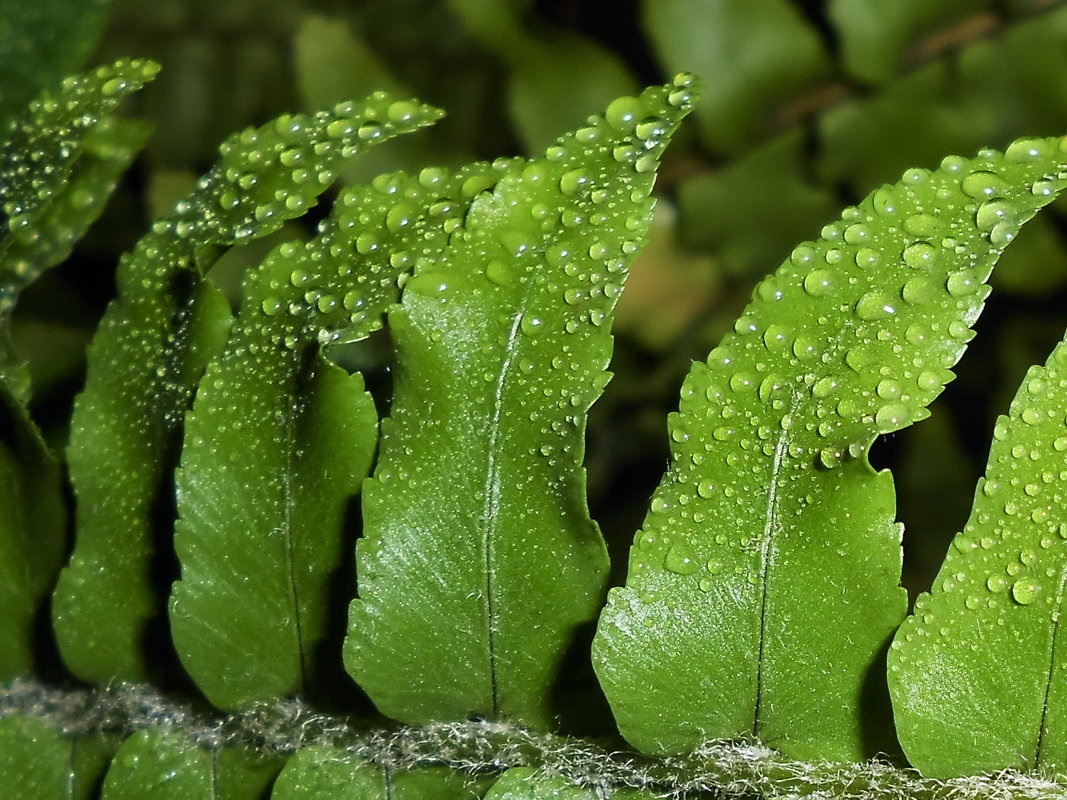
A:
[613, 203, 718, 351]
[0, 0, 112, 131]
[593, 137, 1067, 760]
[817, 64, 975, 196]
[345, 77, 697, 727]
[642, 0, 831, 154]
[890, 334, 1067, 777]
[677, 130, 837, 282]
[449, 0, 637, 155]
[829, 0, 994, 84]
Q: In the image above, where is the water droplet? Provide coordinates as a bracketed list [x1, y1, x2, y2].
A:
[560, 169, 589, 196]
[946, 269, 980, 297]
[904, 213, 940, 237]
[902, 241, 936, 269]
[872, 186, 897, 216]
[1011, 580, 1040, 605]
[875, 403, 909, 431]
[664, 541, 700, 575]
[855, 291, 896, 320]
[605, 96, 644, 132]
[901, 277, 935, 305]
[976, 200, 1013, 229]
[803, 269, 833, 296]
[961, 170, 1008, 200]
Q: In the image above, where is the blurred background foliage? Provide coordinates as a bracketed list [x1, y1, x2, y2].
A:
[6, 0, 1067, 598]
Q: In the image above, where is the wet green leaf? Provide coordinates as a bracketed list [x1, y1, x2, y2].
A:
[53, 93, 442, 685]
[484, 768, 650, 799]
[345, 76, 697, 727]
[100, 729, 283, 799]
[0, 58, 157, 401]
[271, 746, 491, 798]
[0, 715, 116, 800]
[890, 335, 1067, 778]
[593, 136, 1067, 759]
[170, 163, 496, 709]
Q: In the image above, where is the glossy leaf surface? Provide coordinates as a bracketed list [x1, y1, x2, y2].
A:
[0, 715, 115, 800]
[171, 164, 495, 709]
[345, 76, 697, 727]
[54, 93, 440, 685]
[271, 746, 490, 798]
[100, 730, 283, 799]
[890, 335, 1067, 778]
[593, 136, 1067, 759]
[484, 768, 650, 799]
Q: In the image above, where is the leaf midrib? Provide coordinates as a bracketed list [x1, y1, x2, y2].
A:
[1034, 562, 1067, 771]
[478, 308, 525, 716]
[281, 355, 309, 693]
[753, 423, 790, 738]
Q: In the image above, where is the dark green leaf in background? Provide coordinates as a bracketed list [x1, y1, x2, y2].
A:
[345, 76, 697, 728]
[642, 0, 830, 155]
[890, 332, 1067, 778]
[0, 0, 113, 133]
[593, 136, 1067, 760]
[828, 0, 993, 85]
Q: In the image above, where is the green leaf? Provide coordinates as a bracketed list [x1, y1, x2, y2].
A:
[100, 730, 283, 799]
[889, 335, 1067, 778]
[592, 136, 1067, 760]
[0, 715, 116, 800]
[271, 746, 491, 798]
[829, 0, 995, 84]
[450, 0, 637, 155]
[484, 769, 650, 799]
[53, 94, 442, 685]
[0, 391, 65, 679]
[676, 130, 837, 281]
[170, 164, 495, 709]
[0, 58, 157, 401]
[641, 0, 830, 154]
[345, 76, 698, 727]
[0, 0, 113, 131]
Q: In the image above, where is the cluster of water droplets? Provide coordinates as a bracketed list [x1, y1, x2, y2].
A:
[624, 135, 1067, 600]
[892, 342, 1067, 679]
[0, 59, 159, 316]
[243, 162, 505, 361]
[404, 74, 696, 473]
[158, 93, 443, 246]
